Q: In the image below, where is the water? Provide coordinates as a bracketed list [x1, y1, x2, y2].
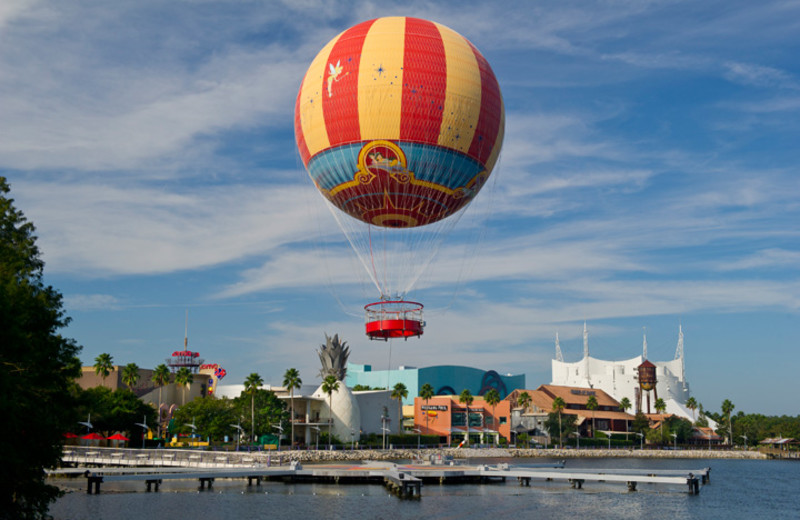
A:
[50, 457, 800, 520]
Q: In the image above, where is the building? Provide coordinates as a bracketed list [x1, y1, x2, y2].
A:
[346, 363, 525, 405]
[413, 394, 510, 445]
[505, 384, 636, 443]
[551, 324, 694, 421]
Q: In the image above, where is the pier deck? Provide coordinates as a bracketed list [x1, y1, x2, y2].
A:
[56, 454, 708, 497]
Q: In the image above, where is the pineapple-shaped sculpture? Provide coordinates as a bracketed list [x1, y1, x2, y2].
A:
[317, 333, 350, 381]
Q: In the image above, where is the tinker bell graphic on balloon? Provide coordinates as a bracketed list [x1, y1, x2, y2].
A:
[326, 60, 349, 97]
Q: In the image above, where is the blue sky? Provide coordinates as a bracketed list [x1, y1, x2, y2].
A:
[2, 1, 798, 415]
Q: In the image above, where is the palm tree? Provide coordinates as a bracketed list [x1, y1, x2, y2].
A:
[244, 373, 264, 445]
[151, 364, 171, 437]
[175, 367, 193, 406]
[619, 397, 631, 413]
[654, 397, 667, 443]
[121, 362, 140, 389]
[459, 389, 474, 447]
[321, 375, 340, 449]
[484, 389, 501, 446]
[721, 399, 735, 444]
[419, 383, 435, 434]
[93, 353, 114, 388]
[586, 395, 599, 439]
[552, 396, 566, 448]
[283, 368, 302, 449]
[686, 397, 698, 423]
[391, 382, 408, 434]
[517, 391, 532, 411]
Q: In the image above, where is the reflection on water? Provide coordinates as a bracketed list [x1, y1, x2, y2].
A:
[50, 458, 798, 520]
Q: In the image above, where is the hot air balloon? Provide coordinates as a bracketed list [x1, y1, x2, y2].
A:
[295, 17, 504, 340]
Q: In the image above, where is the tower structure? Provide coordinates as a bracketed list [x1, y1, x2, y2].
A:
[636, 360, 658, 414]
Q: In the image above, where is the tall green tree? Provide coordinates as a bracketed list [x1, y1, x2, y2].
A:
[151, 364, 171, 437]
[282, 368, 302, 449]
[517, 391, 532, 411]
[686, 397, 698, 423]
[459, 389, 474, 447]
[619, 397, 632, 413]
[552, 396, 566, 447]
[484, 389, 501, 446]
[419, 383, 435, 434]
[93, 353, 114, 388]
[244, 373, 264, 444]
[654, 397, 667, 443]
[175, 367, 193, 406]
[121, 362, 140, 389]
[321, 375, 340, 449]
[721, 399, 735, 444]
[586, 395, 599, 437]
[391, 382, 408, 434]
[0, 177, 82, 519]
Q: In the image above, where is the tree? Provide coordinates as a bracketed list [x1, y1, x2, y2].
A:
[173, 395, 237, 441]
[459, 389, 474, 446]
[232, 388, 288, 445]
[283, 368, 302, 449]
[151, 364, 171, 437]
[321, 375, 340, 449]
[175, 367, 193, 406]
[552, 396, 566, 448]
[721, 399, 735, 444]
[484, 389, 501, 446]
[244, 373, 263, 444]
[517, 391, 532, 411]
[0, 177, 82, 518]
[619, 397, 631, 413]
[655, 398, 667, 443]
[121, 362, 140, 389]
[75, 386, 156, 438]
[586, 395, 599, 437]
[93, 353, 114, 388]
[685, 397, 698, 423]
[419, 383, 435, 434]
[391, 382, 408, 434]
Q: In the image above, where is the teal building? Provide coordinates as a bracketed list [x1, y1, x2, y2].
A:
[346, 363, 525, 406]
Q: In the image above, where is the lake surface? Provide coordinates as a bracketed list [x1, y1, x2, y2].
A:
[50, 457, 800, 520]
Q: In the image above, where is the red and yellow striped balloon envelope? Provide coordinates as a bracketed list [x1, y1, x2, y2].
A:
[295, 17, 504, 229]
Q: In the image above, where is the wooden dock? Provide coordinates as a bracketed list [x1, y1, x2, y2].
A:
[54, 453, 709, 498]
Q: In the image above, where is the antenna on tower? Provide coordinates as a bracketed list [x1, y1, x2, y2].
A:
[642, 327, 648, 360]
[555, 332, 563, 362]
[184, 309, 189, 349]
[674, 323, 686, 390]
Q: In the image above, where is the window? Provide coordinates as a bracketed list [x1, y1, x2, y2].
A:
[500, 417, 507, 425]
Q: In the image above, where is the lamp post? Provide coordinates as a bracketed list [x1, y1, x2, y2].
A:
[635, 432, 643, 450]
[230, 422, 244, 451]
[671, 432, 677, 450]
[273, 424, 284, 451]
[413, 428, 421, 450]
[572, 431, 580, 450]
[350, 429, 355, 451]
[382, 427, 391, 450]
[134, 415, 149, 450]
[740, 434, 748, 450]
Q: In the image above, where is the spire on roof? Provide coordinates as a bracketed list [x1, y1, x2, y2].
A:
[555, 332, 563, 362]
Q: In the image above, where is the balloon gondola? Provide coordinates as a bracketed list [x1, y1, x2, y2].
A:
[295, 17, 504, 340]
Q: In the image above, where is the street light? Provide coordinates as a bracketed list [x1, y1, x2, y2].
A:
[571, 431, 580, 449]
[382, 427, 392, 450]
[230, 422, 244, 451]
[350, 429, 355, 451]
[134, 415, 149, 450]
[78, 413, 93, 434]
[413, 428, 421, 450]
[635, 432, 644, 450]
[740, 434, 748, 450]
[671, 432, 677, 450]
[272, 424, 284, 452]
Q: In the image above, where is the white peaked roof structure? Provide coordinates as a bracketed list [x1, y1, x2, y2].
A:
[551, 324, 695, 422]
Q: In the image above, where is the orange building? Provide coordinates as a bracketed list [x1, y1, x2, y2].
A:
[506, 384, 635, 438]
[414, 395, 511, 445]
